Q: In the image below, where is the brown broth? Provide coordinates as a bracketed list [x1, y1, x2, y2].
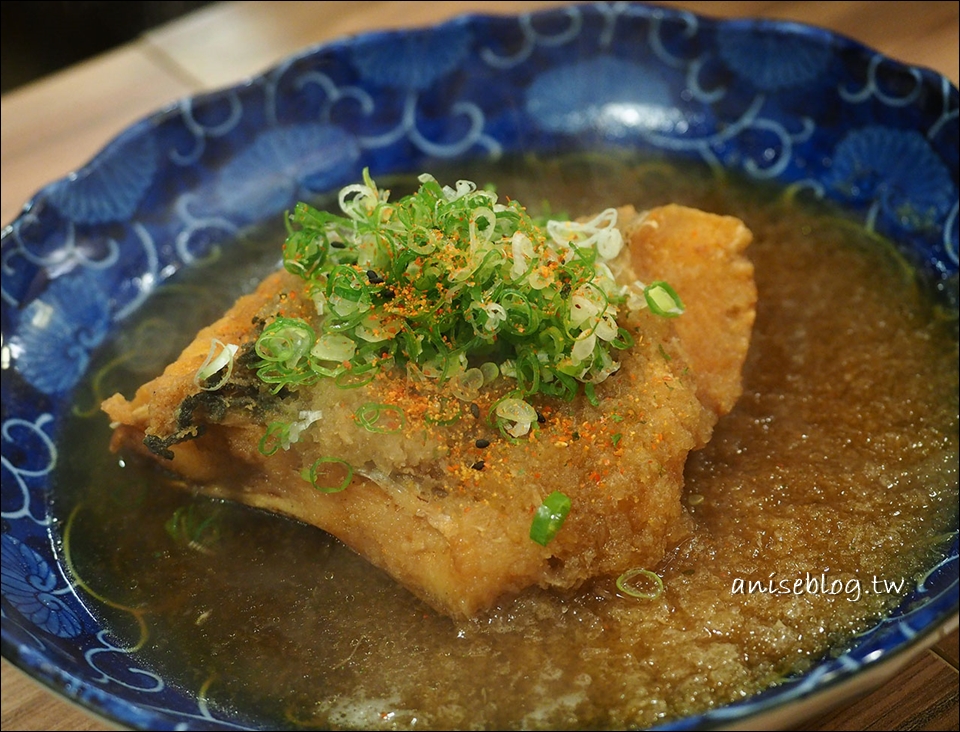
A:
[53, 155, 959, 730]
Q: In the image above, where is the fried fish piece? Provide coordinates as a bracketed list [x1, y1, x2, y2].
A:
[102, 203, 755, 618]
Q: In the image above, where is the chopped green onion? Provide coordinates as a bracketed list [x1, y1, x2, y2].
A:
[255, 318, 318, 394]
[164, 504, 221, 553]
[354, 402, 405, 433]
[616, 568, 664, 599]
[194, 339, 239, 391]
[312, 333, 357, 362]
[302, 457, 354, 493]
[287, 409, 324, 444]
[513, 350, 542, 396]
[334, 361, 379, 389]
[610, 327, 634, 350]
[479, 361, 500, 384]
[494, 396, 538, 439]
[259, 422, 291, 456]
[584, 382, 600, 407]
[450, 367, 485, 401]
[644, 281, 685, 317]
[252, 170, 684, 450]
[529, 491, 572, 546]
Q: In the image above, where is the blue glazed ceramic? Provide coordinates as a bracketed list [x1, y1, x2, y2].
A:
[2, 3, 957, 730]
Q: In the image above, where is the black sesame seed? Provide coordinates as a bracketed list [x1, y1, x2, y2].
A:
[366, 270, 384, 284]
[330, 241, 347, 249]
[536, 410, 546, 424]
[475, 438, 490, 449]
[471, 460, 485, 471]
[469, 403, 481, 419]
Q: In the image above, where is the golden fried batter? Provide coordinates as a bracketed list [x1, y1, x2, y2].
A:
[102, 204, 755, 618]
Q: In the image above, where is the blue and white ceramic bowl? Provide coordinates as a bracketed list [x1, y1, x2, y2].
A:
[2, 3, 957, 730]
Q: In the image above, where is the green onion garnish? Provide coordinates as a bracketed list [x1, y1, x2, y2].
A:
[616, 568, 664, 599]
[354, 402, 405, 433]
[529, 491, 572, 546]
[259, 421, 291, 456]
[250, 169, 683, 454]
[255, 317, 319, 392]
[164, 504, 221, 553]
[643, 281, 685, 317]
[302, 457, 354, 493]
[194, 339, 239, 391]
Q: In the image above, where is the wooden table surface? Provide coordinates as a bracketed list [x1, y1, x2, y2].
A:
[2, 2, 958, 730]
